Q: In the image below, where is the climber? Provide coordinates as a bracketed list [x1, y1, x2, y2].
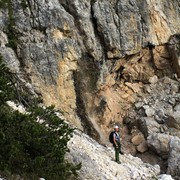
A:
[113, 125, 123, 164]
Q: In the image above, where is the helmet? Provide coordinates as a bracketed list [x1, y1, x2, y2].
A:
[114, 125, 119, 129]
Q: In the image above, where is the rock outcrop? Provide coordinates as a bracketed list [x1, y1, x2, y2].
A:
[0, 0, 180, 179]
[67, 130, 162, 180]
[0, 0, 179, 138]
[147, 134, 171, 159]
[123, 77, 180, 177]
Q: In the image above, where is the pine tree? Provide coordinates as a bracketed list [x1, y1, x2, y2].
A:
[0, 56, 81, 179]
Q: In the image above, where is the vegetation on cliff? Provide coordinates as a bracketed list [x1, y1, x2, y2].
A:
[0, 56, 81, 179]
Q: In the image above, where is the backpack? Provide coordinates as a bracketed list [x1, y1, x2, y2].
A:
[109, 131, 115, 143]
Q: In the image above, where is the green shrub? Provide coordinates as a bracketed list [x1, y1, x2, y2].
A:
[0, 0, 9, 9]
[0, 56, 15, 103]
[0, 57, 81, 179]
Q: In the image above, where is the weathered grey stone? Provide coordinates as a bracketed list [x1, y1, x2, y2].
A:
[149, 75, 158, 84]
[60, 0, 103, 61]
[174, 104, 180, 112]
[93, 1, 121, 57]
[139, 117, 160, 138]
[0, 9, 8, 31]
[135, 101, 144, 109]
[144, 106, 155, 117]
[171, 84, 179, 94]
[147, 133, 171, 159]
[0, 47, 20, 73]
[160, 126, 166, 133]
[168, 98, 176, 105]
[167, 136, 180, 178]
[158, 174, 174, 180]
[0, 31, 8, 47]
[157, 109, 168, 119]
[155, 115, 165, 124]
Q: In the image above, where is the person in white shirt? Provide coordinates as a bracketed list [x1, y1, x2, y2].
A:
[113, 125, 123, 163]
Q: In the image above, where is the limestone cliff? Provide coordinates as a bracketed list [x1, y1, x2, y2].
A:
[0, 0, 180, 178]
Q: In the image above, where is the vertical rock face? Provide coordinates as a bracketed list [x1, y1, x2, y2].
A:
[0, 0, 180, 175]
[0, 0, 179, 135]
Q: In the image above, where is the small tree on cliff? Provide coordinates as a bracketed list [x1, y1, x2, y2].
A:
[0, 56, 81, 179]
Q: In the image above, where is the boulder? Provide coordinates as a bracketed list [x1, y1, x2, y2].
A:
[149, 75, 158, 84]
[154, 114, 165, 124]
[138, 117, 160, 138]
[166, 115, 180, 130]
[143, 105, 155, 117]
[157, 109, 168, 120]
[147, 133, 171, 159]
[131, 134, 145, 146]
[167, 136, 180, 179]
[174, 104, 180, 112]
[158, 174, 174, 180]
[145, 107, 155, 117]
[137, 141, 148, 153]
[134, 101, 144, 109]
